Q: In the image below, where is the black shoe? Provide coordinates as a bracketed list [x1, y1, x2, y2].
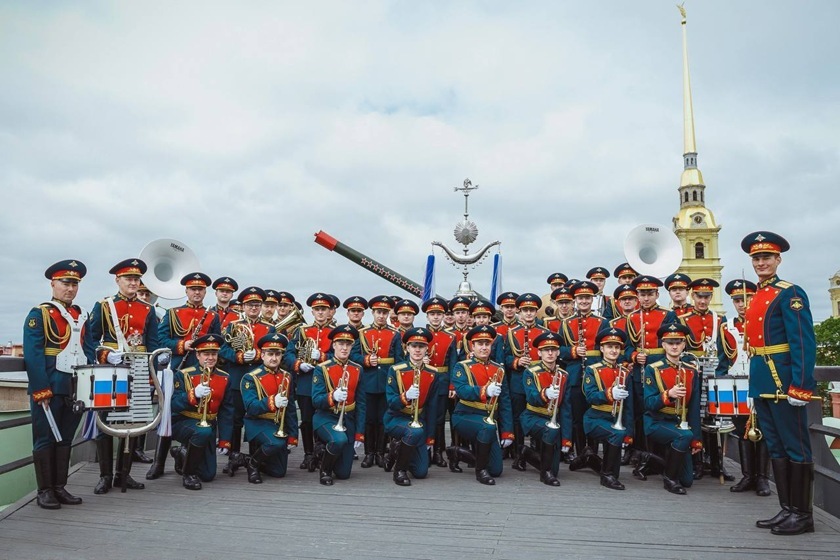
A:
[247, 448, 267, 484]
[511, 446, 527, 472]
[360, 453, 375, 468]
[146, 437, 172, 479]
[319, 449, 338, 486]
[663, 447, 687, 495]
[432, 449, 448, 468]
[393, 441, 413, 486]
[132, 447, 154, 464]
[170, 446, 185, 475]
[94, 476, 112, 495]
[446, 446, 462, 473]
[181, 443, 204, 490]
[771, 462, 814, 536]
[569, 446, 599, 472]
[755, 442, 771, 497]
[53, 446, 82, 505]
[112, 474, 145, 490]
[299, 452, 313, 471]
[94, 437, 114, 494]
[757, 458, 791, 529]
[37, 489, 61, 510]
[539, 443, 559, 487]
[474, 442, 495, 485]
[375, 452, 386, 469]
[600, 443, 625, 491]
[383, 439, 398, 473]
[621, 447, 634, 466]
[53, 486, 82, 505]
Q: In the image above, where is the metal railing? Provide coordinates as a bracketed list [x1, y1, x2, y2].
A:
[811, 366, 840, 518]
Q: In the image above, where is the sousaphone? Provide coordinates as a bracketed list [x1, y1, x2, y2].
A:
[139, 239, 201, 300]
[623, 224, 683, 278]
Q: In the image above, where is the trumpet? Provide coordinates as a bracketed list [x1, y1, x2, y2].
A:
[483, 367, 504, 425]
[408, 365, 423, 428]
[332, 363, 350, 432]
[273, 373, 291, 438]
[197, 366, 213, 428]
[545, 368, 566, 429]
[675, 357, 691, 431]
[746, 405, 763, 442]
[610, 363, 630, 431]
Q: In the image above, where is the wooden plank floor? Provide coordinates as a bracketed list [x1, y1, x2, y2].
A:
[1, 453, 839, 560]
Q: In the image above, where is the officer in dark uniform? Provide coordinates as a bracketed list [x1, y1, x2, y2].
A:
[493, 291, 520, 338]
[384, 327, 441, 486]
[84, 258, 164, 494]
[274, 291, 298, 337]
[312, 325, 366, 485]
[582, 328, 634, 490]
[170, 334, 234, 490]
[210, 277, 239, 329]
[452, 325, 515, 485]
[643, 323, 702, 495]
[608, 285, 639, 333]
[24, 260, 88, 509]
[741, 232, 817, 535]
[241, 333, 299, 483]
[520, 332, 572, 486]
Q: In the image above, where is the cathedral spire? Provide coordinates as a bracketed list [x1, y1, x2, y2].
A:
[677, 4, 705, 204]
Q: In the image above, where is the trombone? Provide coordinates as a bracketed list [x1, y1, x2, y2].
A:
[197, 366, 213, 428]
[332, 363, 350, 432]
[273, 373, 291, 438]
[611, 363, 630, 431]
[408, 365, 423, 428]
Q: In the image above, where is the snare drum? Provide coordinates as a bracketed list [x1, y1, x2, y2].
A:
[72, 364, 130, 411]
[706, 376, 750, 416]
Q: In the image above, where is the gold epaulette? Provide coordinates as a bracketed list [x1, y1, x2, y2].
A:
[181, 366, 198, 375]
[776, 280, 793, 289]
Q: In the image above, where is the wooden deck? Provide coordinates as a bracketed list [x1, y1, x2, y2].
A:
[1, 452, 839, 560]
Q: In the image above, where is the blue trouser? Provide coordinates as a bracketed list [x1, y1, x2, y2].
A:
[30, 395, 80, 451]
[172, 418, 217, 482]
[452, 412, 503, 477]
[754, 398, 812, 462]
[384, 420, 430, 479]
[645, 418, 694, 488]
[249, 427, 291, 478]
[584, 414, 627, 447]
[521, 409, 562, 476]
[314, 414, 358, 480]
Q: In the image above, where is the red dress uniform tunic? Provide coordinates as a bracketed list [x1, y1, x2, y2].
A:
[624, 306, 670, 363]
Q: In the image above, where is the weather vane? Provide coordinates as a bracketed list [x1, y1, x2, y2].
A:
[432, 178, 500, 298]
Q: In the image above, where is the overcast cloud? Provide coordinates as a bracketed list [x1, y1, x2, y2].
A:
[1, 1, 838, 344]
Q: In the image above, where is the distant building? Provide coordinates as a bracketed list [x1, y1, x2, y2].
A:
[830, 270, 840, 318]
[1, 343, 23, 357]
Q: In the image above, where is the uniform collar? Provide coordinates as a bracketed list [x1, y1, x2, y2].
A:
[759, 275, 779, 289]
[115, 292, 137, 302]
[186, 301, 205, 309]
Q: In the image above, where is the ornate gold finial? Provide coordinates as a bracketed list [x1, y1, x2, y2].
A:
[677, 3, 686, 24]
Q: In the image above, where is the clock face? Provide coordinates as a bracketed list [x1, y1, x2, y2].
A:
[692, 213, 706, 227]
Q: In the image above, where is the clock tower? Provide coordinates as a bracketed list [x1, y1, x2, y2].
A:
[672, 6, 724, 312]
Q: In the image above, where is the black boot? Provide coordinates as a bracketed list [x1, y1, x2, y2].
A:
[474, 441, 495, 485]
[319, 449, 338, 486]
[53, 445, 82, 505]
[247, 447, 266, 484]
[708, 435, 734, 482]
[132, 434, 153, 464]
[692, 449, 704, 480]
[182, 444, 204, 490]
[445, 445, 463, 473]
[433, 424, 448, 467]
[146, 436, 171, 480]
[223, 425, 243, 474]
[621, 447, 635, 466]
[539, 444, 560, 487]
[663, 447, 687, 495]
[771, 462, 814, 535]
[755, 442, 771, 497]
[360, 423, 375, 468]
[632, 450, 665, 481]
[113, 439, 144, 491]
[512, 445, 528, 471]
[523, 445, 541, 470]
[383, 437, 398, 473]
[730, 438, 755, 492]
[600, 443, 625, 491]
[757, 458, 791, 528]
[569, 445, 599, 472]
[375, 424, 387, 468]
[169, 445, 185, 475]
[299, 452, 314, 472]
[225, 451, 248, 477]
[94, 437, 113, 495]
[392, 441, 412, 487]
[33, 448, 60, 509]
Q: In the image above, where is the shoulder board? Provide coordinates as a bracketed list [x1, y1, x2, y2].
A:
[648, 360, 666, 372]
[214, 369, 230, 378]
[245, 366, 263, 377]
[182, 366, 198, 374]
[257, 319, 274, 327]
[345, 360, 362, 370]
[589, 361, 605, 371]
[488, 360, 503, 369]
[393, 363, 410, 372]
[456, 359, 472, 369]
[775, 280, 793, 289]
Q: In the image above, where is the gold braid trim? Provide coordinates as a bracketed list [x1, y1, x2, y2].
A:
[41, 306, 70, 346]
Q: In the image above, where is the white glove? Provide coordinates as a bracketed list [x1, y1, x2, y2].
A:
[354, 440, 364, 452]
[611, 386, 630, 401]
[310, 348, 321, 361]
[545, 386, 560, 400]
[242, 349, 257, 361]
[788, 396, 808, 407]
[486, 382, 502, 398]
[300, 363, 315, 373]
[274, 394, 289, 408]
[156, 352, 171, 366]
[106, 351, 124, 365]
[194, 384, 211, 399]
[333, 388, 348, 403]
[426, 444, 433, 451]
[217, 447, 229, 455]
[561, 446, 570, 453]
[500, 438, 513, 448]
[405, 385, 420, 400]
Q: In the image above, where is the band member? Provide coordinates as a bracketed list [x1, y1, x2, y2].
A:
[452, 325, 514, 485]
[464, 300, 504, 363]
[217, 287, 276, 475]
[624, 275, 670, 468]
[583, 328, 633, 490]
[84, 258, 163, 494]
[443, 308, 456, 330]
[609, 285, 639, 332]
[520, 332, 572, 486]
[422, 297, 456, 468]
[718, 278, 770, 496]
[384, 327, 441, 486]
[285, 293, 335, 471]
[504, 293, 549, 466]
[586, 267, 611, 319]
[643, 323, 702, 495]
[664, 273, 693, 318]
[559, 281, 609, 471]
[170, 334, 234, 490]
[388, 295, 402, 328]
[538, 273, 568, 320]
[312, 325, 366, 485]
[274, 291, 298, 335]
[343, 296, 368, 329]
[741, 231, 816, 535]
[261, 290, 280, 323]
[210, 277, 239, 328]
[327, 294, 341, 325]
[391, 299, 420, 343]
[148, 272, 220, 479]
[448, 296, 472, 357]
[24, 260, 88, 509]
[241, 333, 299, 483]
[493, 292, 520, 338]
[543, 286, 574, 334]
[351, 295, 398, 469]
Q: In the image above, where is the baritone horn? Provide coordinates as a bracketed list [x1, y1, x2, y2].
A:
[275, 305, 305, 334]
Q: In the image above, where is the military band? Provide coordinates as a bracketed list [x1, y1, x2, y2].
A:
[21, 232, 821, 540]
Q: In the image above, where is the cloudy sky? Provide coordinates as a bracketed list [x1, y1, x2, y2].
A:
[2, 1, 838, 344]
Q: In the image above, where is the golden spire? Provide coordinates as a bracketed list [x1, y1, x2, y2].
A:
[677, 3, 704, 191]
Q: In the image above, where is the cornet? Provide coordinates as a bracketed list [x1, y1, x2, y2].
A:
[675, 354, 695, 431]
[197, 366, 213, 428]
[332, 364, 350, 432]
[611, 363, 630, 431]
[273, 373, 291, 438]
[408, 365, 423, 429]
[545, 368, 566, 429]
[483, 367, 504, 425]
